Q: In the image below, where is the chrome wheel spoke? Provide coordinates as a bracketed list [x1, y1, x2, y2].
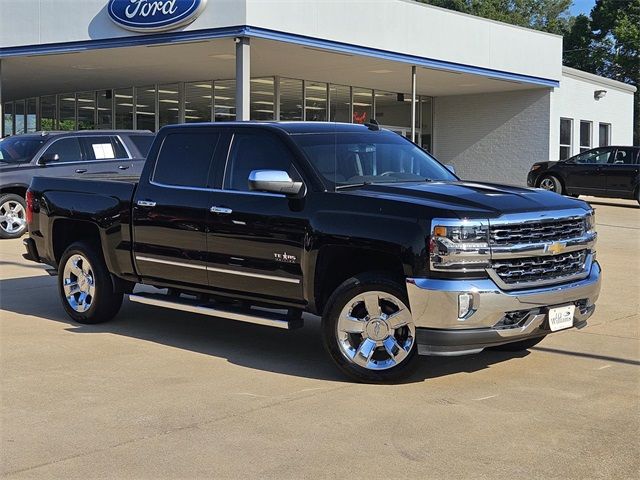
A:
[340, 314, 365, 334]
[353, 338, 377, 367]
[362, 293, 381, 319]
[383, 336, 408, 363]
[386, 308, 412, 330]
[64, 281, 80, 296]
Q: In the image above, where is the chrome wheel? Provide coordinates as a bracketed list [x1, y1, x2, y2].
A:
[539, 177, 557, 192]
[0, 200, 26, 235]
[336, 291, 415, 371]
[62, 254, 95, 313]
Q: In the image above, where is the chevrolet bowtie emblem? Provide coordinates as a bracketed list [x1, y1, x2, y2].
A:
[547, 242, 566, 255]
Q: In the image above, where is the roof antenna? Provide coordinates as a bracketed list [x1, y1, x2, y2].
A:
[364, 119, 380, 131]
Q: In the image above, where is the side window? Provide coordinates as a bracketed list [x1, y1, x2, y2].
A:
[111, 137, 129, 159]
[79, 136, 123, 161]
[153, 132, 219, 188]
[129, 135, 154, 157]
[42, 137, 82, 163]
[611, 148, 637, 165]
[574, 148, 613, 165]
[224, 132, 295, 191]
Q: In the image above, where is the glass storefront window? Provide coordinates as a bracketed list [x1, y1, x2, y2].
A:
[136, 85, 156, 131]
[185, 81, 212, 123]
[329, 84, 350, 123]
[40, 96, 57, 131]
[77, 91, 96, 130]
[352, 87, 372, 124]
[14, 100, 26, 134]
[3, 102, 13, 136]
[374, 90, 411, 129]
[305, 81, 327, 122]
[26, 98, 37, 133]
[97, 90, 113, 129]
[158, 83, 180, 128]
[279, 78, 303, 121]
[420, 97, 433, 152]
[58, 94, 76, 131]
[115, 88, 134, 129]
[250, 78, 275, 121]
[214, 80, 236, 121]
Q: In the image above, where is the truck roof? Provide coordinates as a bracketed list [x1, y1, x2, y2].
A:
[160, 121, 381, 135]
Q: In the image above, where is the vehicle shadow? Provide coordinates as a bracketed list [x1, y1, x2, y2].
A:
[0, 274, 530, 384]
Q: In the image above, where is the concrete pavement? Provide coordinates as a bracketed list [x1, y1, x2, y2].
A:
[1, 197, 638, 479]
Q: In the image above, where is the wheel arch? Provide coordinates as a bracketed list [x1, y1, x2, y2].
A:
[0, 184, 29, 199]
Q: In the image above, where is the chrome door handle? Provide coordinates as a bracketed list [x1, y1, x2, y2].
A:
[118, 165, 130, 170]
[210, 206, 233, 214]
[137, 200, 156, 207]
[75, 168, 87, 173]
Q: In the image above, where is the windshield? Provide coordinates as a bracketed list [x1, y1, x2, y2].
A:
[0, 137, 47, 163]
[292, 131, 456, 188]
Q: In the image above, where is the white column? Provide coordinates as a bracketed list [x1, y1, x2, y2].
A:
[0, 60, 4, 136]
[411, 65, 417, 142]
[235, 37, 250, 121]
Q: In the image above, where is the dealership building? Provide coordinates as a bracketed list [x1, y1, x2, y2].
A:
[0, 0, 636, 184]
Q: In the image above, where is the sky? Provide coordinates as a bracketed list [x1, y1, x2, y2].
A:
[570, 0, 596, 16]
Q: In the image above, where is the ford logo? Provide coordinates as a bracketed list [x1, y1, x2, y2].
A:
[108, 0, 207, 32]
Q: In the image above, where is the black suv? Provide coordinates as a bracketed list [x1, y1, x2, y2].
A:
[0, 130, 154, 238]
[527, 146, 640, 205]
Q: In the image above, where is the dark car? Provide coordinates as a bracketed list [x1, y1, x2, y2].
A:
[0, 130, 155, 238]
[527, 146, 640, 205]
[23, 122, 600, 382]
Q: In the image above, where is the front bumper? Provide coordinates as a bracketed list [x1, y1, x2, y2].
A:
[407, 260, 601, 355]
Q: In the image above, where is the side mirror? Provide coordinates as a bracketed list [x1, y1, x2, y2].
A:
[38, 153, 59, 165]
[248, 170, 304, 197]
[445, 164, 456, 175]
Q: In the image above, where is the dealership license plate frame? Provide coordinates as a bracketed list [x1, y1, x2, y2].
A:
[547, 304, 575, 332]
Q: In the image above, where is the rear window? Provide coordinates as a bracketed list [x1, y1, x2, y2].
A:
[129, 135, 154, 157]
[152, 132, 219, 188]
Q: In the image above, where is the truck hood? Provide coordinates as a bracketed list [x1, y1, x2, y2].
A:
[342, 181, 590, 218]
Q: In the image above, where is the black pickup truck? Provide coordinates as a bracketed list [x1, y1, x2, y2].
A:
[23, 122, 601, 382]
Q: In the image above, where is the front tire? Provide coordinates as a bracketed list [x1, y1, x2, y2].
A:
[58, 242, 123, 324]
[490, 335, 546, 351]
[322, 273, 419, 383]
[538, 175, 563, 194]
[0, 194, 27, 239]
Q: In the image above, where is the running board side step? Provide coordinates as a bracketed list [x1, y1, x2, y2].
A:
[128, 293, 303, 330]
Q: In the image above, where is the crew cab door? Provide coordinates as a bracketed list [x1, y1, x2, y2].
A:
[132, 130, 221, 287]
[564, 147, 613, 195]
[605, 147, 639, 197]
[206, 129, 307, 302]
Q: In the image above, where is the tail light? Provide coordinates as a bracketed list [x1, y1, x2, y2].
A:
[25, 190, 34, 225]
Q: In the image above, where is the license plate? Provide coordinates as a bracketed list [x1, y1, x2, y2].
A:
[548, 305, 575, 332]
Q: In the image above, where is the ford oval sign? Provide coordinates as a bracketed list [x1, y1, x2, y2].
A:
[108, 0, 208, 32]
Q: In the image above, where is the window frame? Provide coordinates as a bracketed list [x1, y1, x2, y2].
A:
[598, 123, 611, 147]
[579, 120, 592, 153]
[221, 128, 305, 194]
[37, 136, 84, 164]
[559, 117, 573, 160]
[150, 129, 221, 190]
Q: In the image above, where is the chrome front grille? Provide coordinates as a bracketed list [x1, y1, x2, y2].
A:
[490, 218, 585, 245]
[491, 250, 588, 286]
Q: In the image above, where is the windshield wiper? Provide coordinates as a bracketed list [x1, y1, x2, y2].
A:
[335, 182, 373, 190]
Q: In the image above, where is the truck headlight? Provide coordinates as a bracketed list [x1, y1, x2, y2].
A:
[429, 219, 491, 273]
[584, 210, 596, 233]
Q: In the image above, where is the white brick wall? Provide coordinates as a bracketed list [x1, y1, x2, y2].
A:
[433, 89, 551, 186]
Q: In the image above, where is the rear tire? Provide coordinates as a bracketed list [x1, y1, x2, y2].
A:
[322, 272, 419, 383]
[538, 175, 563, 194]
[491, 335, 546, 351]
[0, 194, 27, 239]
[58, 242, 123, 324]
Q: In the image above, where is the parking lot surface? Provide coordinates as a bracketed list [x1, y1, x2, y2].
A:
[1, 197, 639, 479]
